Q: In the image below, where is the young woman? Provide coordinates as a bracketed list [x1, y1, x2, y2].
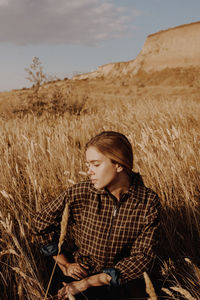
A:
[32, 131, 160, 299]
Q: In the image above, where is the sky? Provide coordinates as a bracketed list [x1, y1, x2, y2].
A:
[0, 0, 200, 91]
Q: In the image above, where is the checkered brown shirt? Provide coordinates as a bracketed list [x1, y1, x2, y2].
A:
[32, 173, 160, 283]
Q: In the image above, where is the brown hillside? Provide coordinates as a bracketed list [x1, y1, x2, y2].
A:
[1, 21, 200, 115]
[74, 21, 200, 79]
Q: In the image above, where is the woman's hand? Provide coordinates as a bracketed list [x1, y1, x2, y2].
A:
[61, 262, 89, 280]
[53, 254, 89, 280]
[58, 280, 88, 299]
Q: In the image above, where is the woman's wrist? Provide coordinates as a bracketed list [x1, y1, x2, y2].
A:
[79, 278, 91, 292]
[53, 253, 70, 265]
[84, 273, 111, 288]
[98, 273, 112, 285]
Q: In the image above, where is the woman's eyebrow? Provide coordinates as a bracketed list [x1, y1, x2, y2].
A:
[86, 160, 101, 163]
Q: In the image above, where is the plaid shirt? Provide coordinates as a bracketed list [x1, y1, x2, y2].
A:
[32, 173, 160, 283]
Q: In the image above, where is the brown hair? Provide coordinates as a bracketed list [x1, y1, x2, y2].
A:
[86, 131, 133, 174]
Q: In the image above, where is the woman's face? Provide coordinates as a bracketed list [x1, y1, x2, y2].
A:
[86, 146, 119, 190]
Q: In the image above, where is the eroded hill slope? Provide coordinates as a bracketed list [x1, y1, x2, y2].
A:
[74, 21, 200, 79]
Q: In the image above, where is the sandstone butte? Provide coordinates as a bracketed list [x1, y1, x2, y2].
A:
[1, 20, 200, 106]
[73, 21, 200, 80]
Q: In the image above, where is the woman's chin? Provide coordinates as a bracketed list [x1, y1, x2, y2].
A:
[93, 183, 99, 189]
[93, 182, 102, 189]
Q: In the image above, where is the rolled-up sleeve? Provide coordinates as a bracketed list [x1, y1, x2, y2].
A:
[114, 193, 160, 284]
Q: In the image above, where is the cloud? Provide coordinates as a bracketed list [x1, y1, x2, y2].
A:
[0, 0, 8, 5]
[0, 0, 133, 46]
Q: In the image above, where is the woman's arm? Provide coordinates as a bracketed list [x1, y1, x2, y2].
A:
[58, 273, 111, 299]
[32, 192, 67, 249]
[114, 193, 160, 283]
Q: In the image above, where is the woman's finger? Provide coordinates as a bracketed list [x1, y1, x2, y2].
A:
[75, 264, 88, 276]
[68, 293, 76, 300]
[74, 269, 87, 278]
[58, 287, 68, 300]
[78, 267, 88, 277]
[70, 272, 82, 280]
[69, 267, 86, 279]
[80, 263, 90, 269]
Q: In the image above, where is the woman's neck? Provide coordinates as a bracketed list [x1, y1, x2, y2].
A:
[107, 172, 131, 201]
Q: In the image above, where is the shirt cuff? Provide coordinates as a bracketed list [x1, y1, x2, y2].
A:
[103, 268, 121, 287]
[40, 242, 58, 256]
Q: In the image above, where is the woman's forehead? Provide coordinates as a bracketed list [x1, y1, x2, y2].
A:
[86, 146, 106, 161]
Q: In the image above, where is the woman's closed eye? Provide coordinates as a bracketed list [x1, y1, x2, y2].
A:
[93, 163, 100, 167]
[86, 161, 101, 169]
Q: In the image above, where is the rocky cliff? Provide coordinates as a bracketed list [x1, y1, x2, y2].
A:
[74, 21, 200, 80]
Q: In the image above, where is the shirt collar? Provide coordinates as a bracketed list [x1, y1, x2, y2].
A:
[89, 184, 108, 195]
[88, 172, 144, 197]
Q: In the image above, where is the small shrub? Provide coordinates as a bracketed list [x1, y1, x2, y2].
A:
[25, 57, 48, 93]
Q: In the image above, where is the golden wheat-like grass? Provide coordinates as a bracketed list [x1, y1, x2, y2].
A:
[44, 203, 69, 299]
[144, 272, 157, 300]
[185, 258, 200, 282]
[0, 95, 200, 299]
[170, 286, 196, 300]
[58, 202, 69, 254]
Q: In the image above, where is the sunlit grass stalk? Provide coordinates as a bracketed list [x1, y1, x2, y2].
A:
[44, 203, 69, 300]
[0, 96, 200, 298]
[144, 272, 157, 300]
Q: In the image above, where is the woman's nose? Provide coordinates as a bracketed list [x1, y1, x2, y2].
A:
[87, 166, 94, 175]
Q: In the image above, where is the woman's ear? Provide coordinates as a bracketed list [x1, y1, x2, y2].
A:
[116, 164, 123, 173]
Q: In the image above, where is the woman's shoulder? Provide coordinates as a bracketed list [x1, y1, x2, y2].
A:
[66, 179, 93, 196]
[130, 172, 160, 207]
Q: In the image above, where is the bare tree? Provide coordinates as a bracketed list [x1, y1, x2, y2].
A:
[25, 57, 47, 93]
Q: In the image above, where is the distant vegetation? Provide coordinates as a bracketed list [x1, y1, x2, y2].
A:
[0, 76, 200, 299]
[25, 57, 49, 93]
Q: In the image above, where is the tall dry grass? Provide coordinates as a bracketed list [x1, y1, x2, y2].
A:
[0, 93, 200, 299]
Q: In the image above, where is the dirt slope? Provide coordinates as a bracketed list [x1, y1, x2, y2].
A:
[74, 21, 200, 79]
[1, 21, 200, 113]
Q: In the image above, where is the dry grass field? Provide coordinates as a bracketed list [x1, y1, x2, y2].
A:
[0, 77, 200, 299]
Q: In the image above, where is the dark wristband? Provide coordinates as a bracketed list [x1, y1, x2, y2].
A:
[103, 268, 120, 287]
[40, 242, 58, 256]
